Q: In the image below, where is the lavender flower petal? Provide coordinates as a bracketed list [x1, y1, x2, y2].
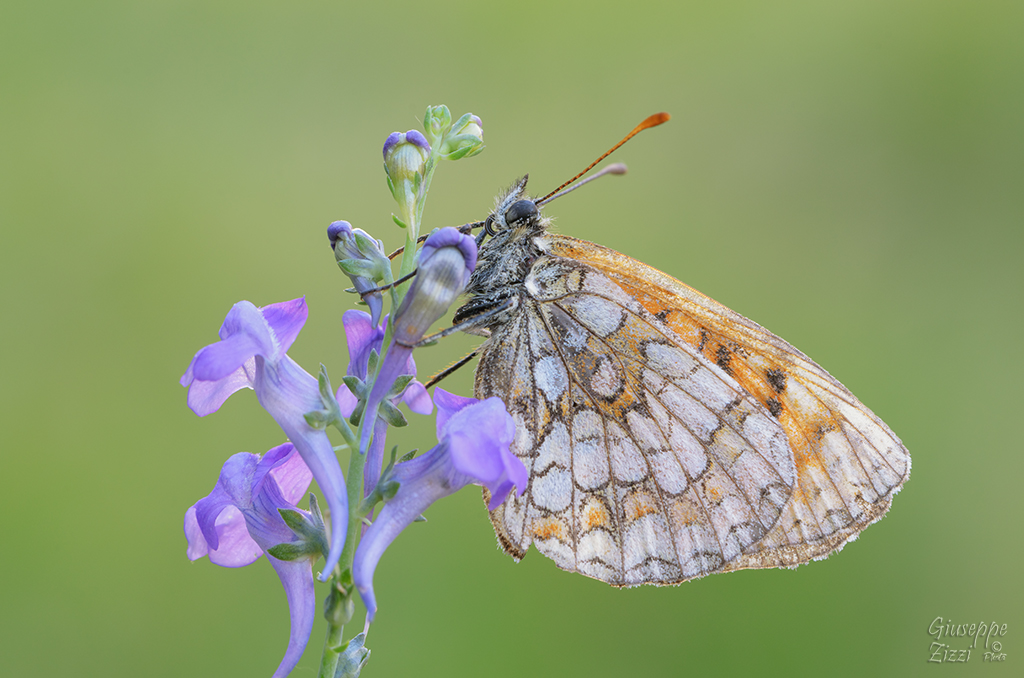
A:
[401, 380, 433, 415]
[255, 354, 348, 580]
[181, 298, 348, 581]
[352, 393, 525, 621]
[184, 445, 318, 678]
[266, 556, 316, 678]
[359, 230, 475, 451]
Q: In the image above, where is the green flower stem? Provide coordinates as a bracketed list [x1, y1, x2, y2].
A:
[396, 152, 438, 298]
[396, 184, 419, 298]
[335, 414, 358, 451]
[318, 616, 345, 678]
[318, 124, 448, 675]
[317, 400, 372, 678]
[317, 248, 403, 677]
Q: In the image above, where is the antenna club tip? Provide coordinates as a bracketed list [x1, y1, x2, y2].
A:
[606, 163, 628, 174]
[642, 112, 671, 128]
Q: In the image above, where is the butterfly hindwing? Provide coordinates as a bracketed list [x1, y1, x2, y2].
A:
[476, 250, 803, 586]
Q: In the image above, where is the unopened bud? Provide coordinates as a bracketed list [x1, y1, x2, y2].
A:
[383, 131, 430, 187]
[440, 113, 484, 160]
[423, 105, 453, 147]
[327, 221, 387, 326]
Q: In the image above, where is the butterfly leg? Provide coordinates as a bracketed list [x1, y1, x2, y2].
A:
[347, 269, 418, 296]
[401, 295, 517, 349]
[424, 347, 481, 388]
[384, 220, 485, 261]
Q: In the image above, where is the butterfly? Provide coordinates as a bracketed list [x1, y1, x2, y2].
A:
[445, 113, 910, 587]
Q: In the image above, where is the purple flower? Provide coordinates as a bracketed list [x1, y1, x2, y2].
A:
[334, 309, 432, 498]
[359, 228, 477, 452]
[184, 444, 317, 678]
[180, 297, 347, 581]
[352, 388, 527, 622]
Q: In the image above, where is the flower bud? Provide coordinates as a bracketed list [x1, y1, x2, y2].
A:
[423, 105, 453, 147]
[439, 113, 484, 160]
[382, 130, 430, 187]
[327, 220, 388, 326]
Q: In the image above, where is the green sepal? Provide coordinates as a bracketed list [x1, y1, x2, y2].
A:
[380, 479, 400, 501]
[439, 111, 485, 160]
[442, 138, 485, 161]
[304, 409, 331, 430]
[413, 514, 428, 523]
[268, 494, 328, 561]
[397, 449, 418, 463]
[391, 214, 407, 229]
[366, 348, 380, 374]
[308, 491, 326, 525]
[341, 375, 367, 400]
[450, 112, 474, 133]
[304, 366, 339, 428]
[267, 541, 315, 561]
[378, 400, 407, 428]
[349, 398, 366, 427]
[386, 374, 414, 399]
[352, 231, 390, 269]
[423, 104, 452, 146]
[334, 633, 370, 678]
[338, 258, 379, 280]
[357, 445, 407, 516]
[303, 366, 356, 442]
[278, 508, 308, 533]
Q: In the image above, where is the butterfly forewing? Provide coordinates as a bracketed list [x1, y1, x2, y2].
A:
[521, 234, 912, 578]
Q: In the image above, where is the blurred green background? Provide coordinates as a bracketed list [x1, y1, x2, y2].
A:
[2, 1, 1021, 676]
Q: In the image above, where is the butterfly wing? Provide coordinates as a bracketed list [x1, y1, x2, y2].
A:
[474, 234, 910, 586]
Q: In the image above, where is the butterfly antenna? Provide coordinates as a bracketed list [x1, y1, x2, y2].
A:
[535, 112, 670, 206]
[535, 163, 627, 206]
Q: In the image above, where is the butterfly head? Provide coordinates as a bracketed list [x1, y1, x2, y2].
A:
[482, 175, 547, 242]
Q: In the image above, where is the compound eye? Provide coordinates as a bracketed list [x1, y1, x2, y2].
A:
[504, 199, 539, 226]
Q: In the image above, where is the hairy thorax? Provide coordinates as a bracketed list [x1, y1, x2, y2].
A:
[452, 185, 552, 330]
